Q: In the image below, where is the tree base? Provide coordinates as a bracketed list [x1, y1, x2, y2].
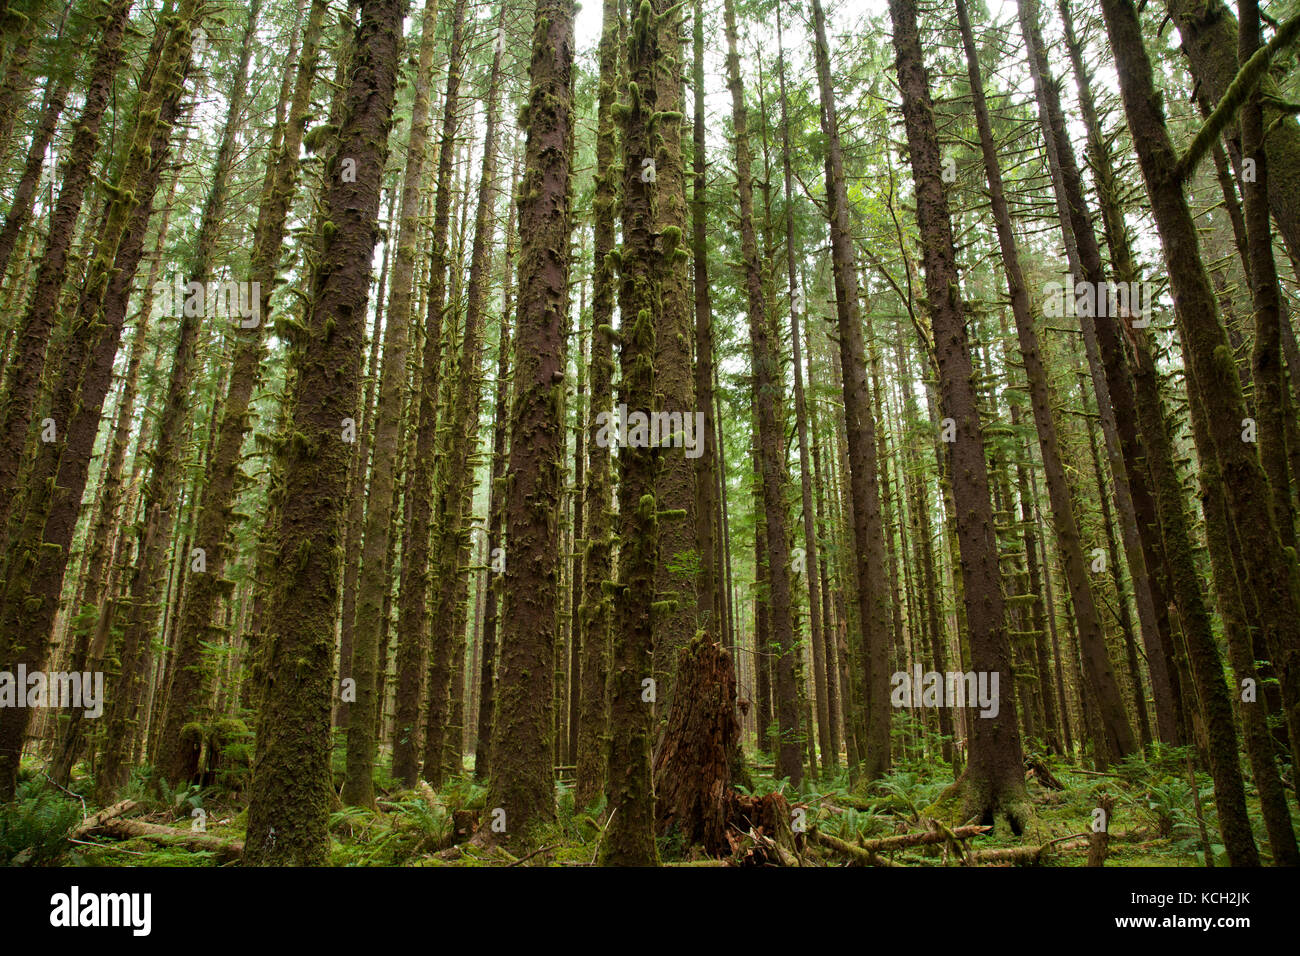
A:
[929, 771, 1033, 836]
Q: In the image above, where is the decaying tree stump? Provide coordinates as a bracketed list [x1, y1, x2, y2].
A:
[1088, 793, 1114, 866]
[725, 790, 802, 865]
[652, 635, 742, 855]
[1024, 754, 1065, 791]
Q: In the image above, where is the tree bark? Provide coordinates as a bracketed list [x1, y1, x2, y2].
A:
[960, 0, 1136, 761]
[1097, 0, 1272, 866]
[888, 0, 1028, 830]
[602, 0, 662, 865]
[0, 0, 134, 548]
[809, 0, 893, 780]
[423, 3, 505, 786]
[391, 0, 468, 786]
[724, 0, 800, 788]
[243, 0, 407, 865]
[574, 0, 619, 811]
[486, 0, 575, 847]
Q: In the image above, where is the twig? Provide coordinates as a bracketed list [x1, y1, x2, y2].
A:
[507, 843, 559, 867]
[590, 805, 616, 865]
[1043, 832, 1089, 848]
[68, 838, 147, 856]
[41, 772, 86, 821]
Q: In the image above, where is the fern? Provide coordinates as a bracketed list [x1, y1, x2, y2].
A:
[0, 779, 81, 865]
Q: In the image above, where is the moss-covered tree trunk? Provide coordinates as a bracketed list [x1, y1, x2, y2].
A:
[423, 4, 505, 787]
[0, 0, 47, 164]
[1197, 412, 1300, 864]
[648, 0, 696, 699]
[689, 0, 721, 646]
[0, 0, 133, 550]
[0, 73, 67, 283]
[602, 0, 661, 865]
[338, 0, 439, 806]
[243, 0, 406, 865]
[959, 0, 1136, 762]
[473, 170, 517, 782]
[0, 2, 198, 802]
[115, 0, 263, 794]
[337, 189, 393, 732]
[574, 0, 619, 809]
[485, 0, 575, 846]
[774, 4, 828, 776]
[888, 0, 1028, 830]
[1097, 0, 1274, 866]
[391, 0, 467, 786]
[1163, 0, 1300, 262]
[809, 0, 893, 781]
[722, 0, 799, 789]
[1239, 0, 1298, 585]
[808, 316, 843, 768]
[1023, 0, 1184, 750]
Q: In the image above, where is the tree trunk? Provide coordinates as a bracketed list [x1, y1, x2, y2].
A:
[960, 0, 1137, 761]
[649, 0, 697, 698]
[486, 0, 575, 846]
[423, 3, 505, 786]
[724, 0, 799, 789]
[690, 0, 722, 644]
[122, 0, 263, 794]
[809, 0, 893, 781]
[243, 0, 407, 865]
[1026, 0, 1184, 750]
[1163, 0, 1300, 261]
[337, 0, 442, 805]
[775, 4, 828, 776]
[652, 636, 742, 856]
[574, 0, 620, 812]
[602, 0, 662, 865]
[888, 0, 1028, 830]
[1097, 0, 1271, 866]
[473, 168, 518, 782]
[0, 4, 197, 802]
[0, 0, 133, 547]
[391, 0, 468, 786]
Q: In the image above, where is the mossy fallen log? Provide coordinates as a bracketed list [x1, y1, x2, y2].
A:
[93, 818, 244, 863]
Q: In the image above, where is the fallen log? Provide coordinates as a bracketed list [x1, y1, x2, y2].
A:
[966, 845, 1046, 866]
[95, 819, 244, 863]
[967, 834, 1090, 866]
[861, 822, 990, 853]
[809, 830, 901, 866]
[70, 800, 141, 839]
[810, 821, 991, 864]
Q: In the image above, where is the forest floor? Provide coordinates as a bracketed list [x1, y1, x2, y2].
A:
[0, 737, 1264, 866]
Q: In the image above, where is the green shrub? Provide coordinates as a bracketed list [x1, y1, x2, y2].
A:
[0, 778, 81, 865]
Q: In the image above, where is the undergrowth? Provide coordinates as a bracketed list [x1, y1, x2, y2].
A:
[1, 738, 1289, 865]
